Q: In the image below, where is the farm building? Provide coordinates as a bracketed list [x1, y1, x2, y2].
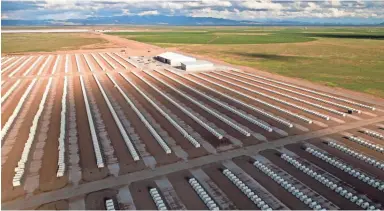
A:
[181, 60, 214, 71]
[156, 52, 196, 66]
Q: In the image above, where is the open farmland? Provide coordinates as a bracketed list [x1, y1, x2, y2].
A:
[1, 33, 109, 53]
[1, 48, 384, 210]
[108, 27, 384, 97]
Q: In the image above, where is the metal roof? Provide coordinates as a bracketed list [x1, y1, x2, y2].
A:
[181, 60, 213, 66]
[157, 52, 196, 62]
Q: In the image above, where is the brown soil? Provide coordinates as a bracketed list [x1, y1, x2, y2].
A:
[1, 79, 31, 125]
[1, 57, 26, 77]
[73, 75, 109, 182]
[85, 188, 118, 210]
[285, 142, 384, 204]
[327, 133, 384, 162]
[2, 57, 30, 81]
[93, 53, 114, 70]
[184, 74, 303, 135]
[189, 74, 320, 132]
[151, 71, 251, 139]
[138, 72, 232, 148]
[199, 73, 324, 129]
[104, 53, 125, 69]
[70, 54, 78, 73]
[260, 149, 361, 209]
[310, 139, 384, 180]
[25, 56, 46, 77]
[126, 73, 209, 159]
[1, 78, 47, 201]
[129, 179, 160, 210]
[38, 76, 68, 192]
[109, 53, 131, 69]
[112, 72, 181, 166]
[233, 155, 310, 210]
[41, 55, 56, 76]
[86, 74, 146, 174]
[36, 200, 69, 210]
[166, 170, 207, 210]
[219, 71, 359, 122]
[1, 36, 382, 207]
[202, 162, 257, 210]
[169, 71, 281, 142]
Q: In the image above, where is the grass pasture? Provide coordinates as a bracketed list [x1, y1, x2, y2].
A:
[1, 33, 108, 53]
[108, 27, 384, 97]
[107, 27, 384, 45]
[107, 29, 317, 44]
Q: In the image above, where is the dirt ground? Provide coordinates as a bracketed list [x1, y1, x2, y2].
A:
[36, 200, 69, 210]
[138, 72, 233, 148]
[129, 179, 161, 210]
[159, 71, 275, 143]
[120, 74, 209, 159]
[1, 80, 31, 126]
[309, 139, 384, 181]
[165, 170, 207, 210]
[1, 78, 47, 201]
[1, 33, 383, 208]
[38, 77, 68, 193]
[87, 73, 147, 174]
[85, 188, 118, 210]
[285, 142, 384, 205]
[73, 75, 110, 182]
[167, 71, 285, 140]
[202, 163, 257, 210]
[326, 132, 383, 163]
[260, 149, 361, 209]
[218, 71, 362, 121]
[112, 73, 181, 166]
[233, 155, 310, 210]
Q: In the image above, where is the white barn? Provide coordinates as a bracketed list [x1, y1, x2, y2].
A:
[181, 60, 214, 71]
[156, 52, 196, 66]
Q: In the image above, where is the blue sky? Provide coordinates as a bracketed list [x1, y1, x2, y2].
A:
[1, 0, 383, 24]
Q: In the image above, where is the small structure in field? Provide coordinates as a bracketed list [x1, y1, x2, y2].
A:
[181, 60, 214, 71]
[155, 52, 196, 66]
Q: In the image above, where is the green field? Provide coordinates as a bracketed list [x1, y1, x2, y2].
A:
[107, 27, 384, 45]
[2, 33, 107, 53]
[108, 30, 317, 44]
[108, 27, 384, 97]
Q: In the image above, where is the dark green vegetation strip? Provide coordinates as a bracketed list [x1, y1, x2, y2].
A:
[107, 27, 384, 45]
[108, 31, 316, 44]
[2, 33, 107, 53]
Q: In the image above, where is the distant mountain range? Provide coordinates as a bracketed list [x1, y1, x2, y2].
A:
[2, 15, 383, 26]
[3, 15, 248, 26]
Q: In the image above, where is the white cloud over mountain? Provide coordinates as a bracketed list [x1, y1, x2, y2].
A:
[1, 0, 383, 24]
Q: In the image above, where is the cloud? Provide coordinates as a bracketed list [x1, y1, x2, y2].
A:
[239, 0, 283, 10]
[138, 10, 159, 16]
[1, 0, 383, 23]
[304, 2, 321, 12]
[201, 0, 232, 7]
[122, 9, 131, 15]
[327, 0, 341, 7]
